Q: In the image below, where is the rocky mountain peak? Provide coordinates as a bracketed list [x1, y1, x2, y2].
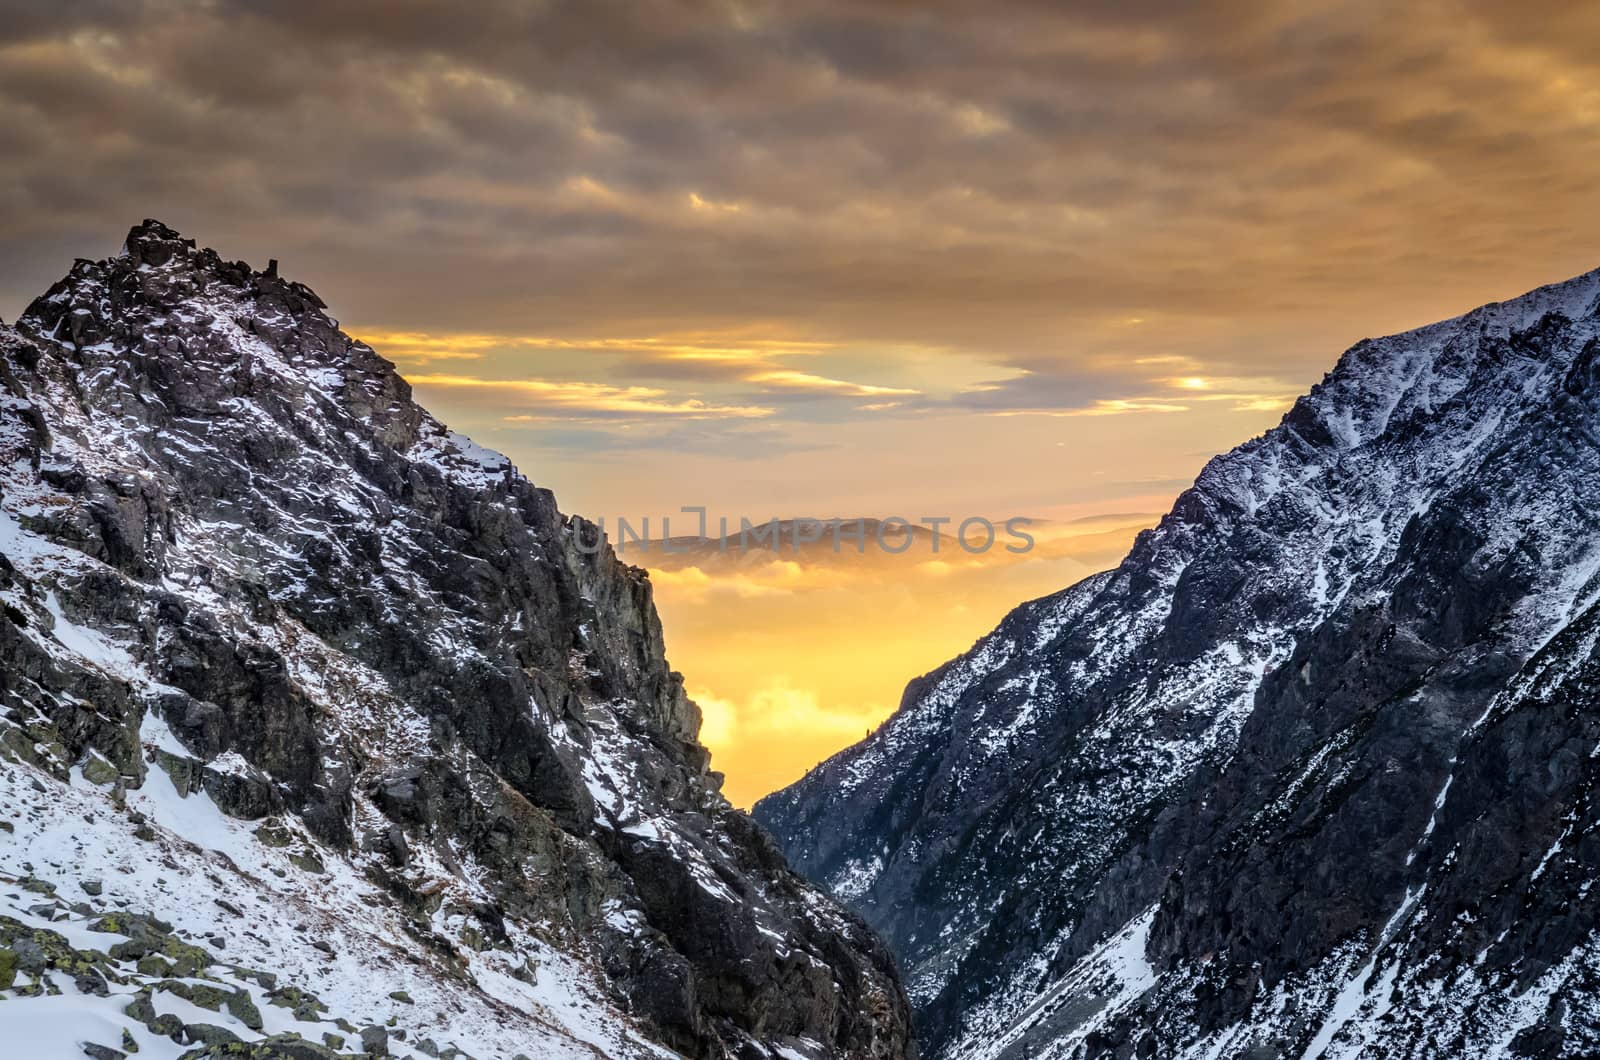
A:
[0, 222, 913, 1059]
[122, 217, 199, 264]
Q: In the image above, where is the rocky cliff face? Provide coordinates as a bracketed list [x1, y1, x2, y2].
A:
[757, 267, 1600, 1058]
[0, 221, 912, 1060]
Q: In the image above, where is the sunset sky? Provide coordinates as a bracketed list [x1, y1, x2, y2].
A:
[5, 1, 1600, 801]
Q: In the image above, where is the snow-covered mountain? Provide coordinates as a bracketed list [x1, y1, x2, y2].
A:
[0, 221, 913, 1060]
[757, 267, 1600, 1058]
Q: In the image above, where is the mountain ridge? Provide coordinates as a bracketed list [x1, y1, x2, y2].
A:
[0, 220, 913, 1060]
[757, 263, 1600, 1058]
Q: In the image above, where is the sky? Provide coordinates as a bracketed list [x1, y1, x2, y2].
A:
[4, 0, 1600, 800]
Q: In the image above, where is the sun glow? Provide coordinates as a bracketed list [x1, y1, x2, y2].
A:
[644, 514, 1157, 806]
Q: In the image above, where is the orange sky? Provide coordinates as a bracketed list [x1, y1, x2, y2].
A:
[5, 2, 1600, 801]
[637, 516, 1163, 806]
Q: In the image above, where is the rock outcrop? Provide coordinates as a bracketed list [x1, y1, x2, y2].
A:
[0, 220, 912, 1059]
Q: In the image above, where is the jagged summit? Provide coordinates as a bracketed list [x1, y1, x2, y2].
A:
[759, 264, 1600, 1058]
[0, 224, 913, 1059]
[122, 217, 198, 259]
[112, 217, 284, 284]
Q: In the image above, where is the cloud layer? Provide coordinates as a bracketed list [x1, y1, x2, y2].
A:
[3, 1, 1598, 459]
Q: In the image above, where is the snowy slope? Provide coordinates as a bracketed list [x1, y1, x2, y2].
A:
[758, 266, 1600, 1057]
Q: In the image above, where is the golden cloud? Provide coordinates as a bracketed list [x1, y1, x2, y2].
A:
[361, 328, 839, 365]
[994, 399, 1192, 417]
[743, 369, 921, 397]
[406, 373, 775, 419]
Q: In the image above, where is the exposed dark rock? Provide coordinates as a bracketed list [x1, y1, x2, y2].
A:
[358, 1024, 388, 1055]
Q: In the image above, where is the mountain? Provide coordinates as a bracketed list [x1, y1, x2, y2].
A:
[0, 221, 912, 1060]
[756, 267, 1600, 1058]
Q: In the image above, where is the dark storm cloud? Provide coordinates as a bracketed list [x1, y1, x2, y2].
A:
[2, 0, 1599, 421]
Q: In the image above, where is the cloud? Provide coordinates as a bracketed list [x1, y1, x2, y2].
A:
[481, 418, 832, 460]
[357, 331, 491, 363]
[369, 327, 927, 426]
[407, 373, 775, 419]
[938, 363, 1302, 417]
[363, 328, 840, 366]
[1036, 399, 1191, 417]
[2, 0, 1597, 440]
[743, 369, 920, 397]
